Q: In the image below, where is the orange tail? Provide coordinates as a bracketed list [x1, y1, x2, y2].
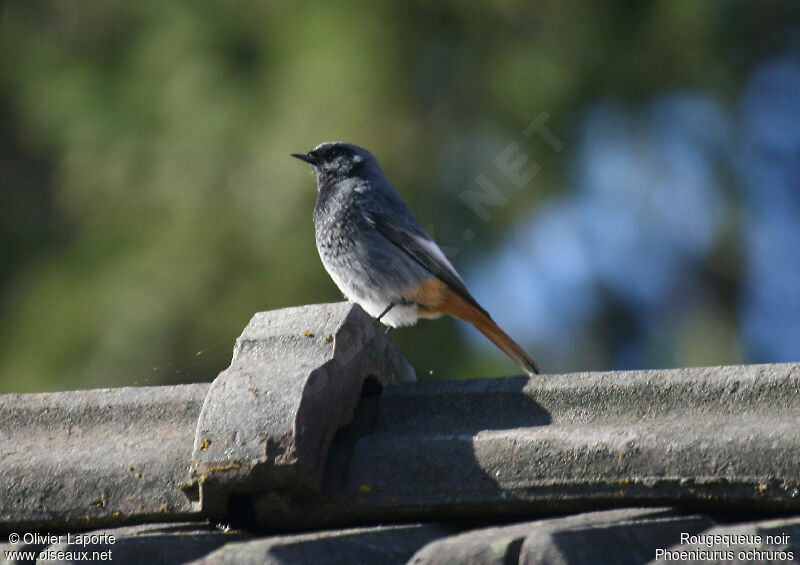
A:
[418, 284, 541, 376]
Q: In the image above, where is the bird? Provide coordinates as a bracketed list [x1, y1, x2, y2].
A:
[292, 141, 541, 376]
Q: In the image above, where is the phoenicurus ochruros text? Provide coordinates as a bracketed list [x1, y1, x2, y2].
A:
[292, 141, 541, 376]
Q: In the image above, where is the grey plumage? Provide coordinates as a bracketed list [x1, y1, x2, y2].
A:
[292, 141, 541, 375]
[294, 141, 475, 327]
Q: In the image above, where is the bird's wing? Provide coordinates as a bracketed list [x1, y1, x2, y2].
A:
[366, 206, 489, 317]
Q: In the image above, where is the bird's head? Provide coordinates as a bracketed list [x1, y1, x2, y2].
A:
[292, 141, 377, 185]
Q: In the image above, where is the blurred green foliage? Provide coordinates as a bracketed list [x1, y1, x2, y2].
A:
[1, 0, 798, 392]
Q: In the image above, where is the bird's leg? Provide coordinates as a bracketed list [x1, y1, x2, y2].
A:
[377, 303, 395, 335]
[377, 303, 395, 322]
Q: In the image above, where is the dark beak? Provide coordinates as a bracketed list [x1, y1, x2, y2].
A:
[291, 152, 317, 165]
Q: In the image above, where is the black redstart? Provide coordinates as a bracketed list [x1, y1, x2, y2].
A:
[292, 141, 541, 376]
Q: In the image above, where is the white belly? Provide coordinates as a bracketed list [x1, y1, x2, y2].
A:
[325, 264, 421, 328]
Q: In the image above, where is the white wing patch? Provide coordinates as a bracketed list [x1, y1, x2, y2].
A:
[412, 233, 467, 286]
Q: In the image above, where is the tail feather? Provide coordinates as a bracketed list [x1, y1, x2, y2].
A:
[425, 287, 541, 376]
[471, 313, 541, 376]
